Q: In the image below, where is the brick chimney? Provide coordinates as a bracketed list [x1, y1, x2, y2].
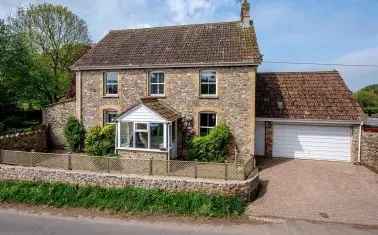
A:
[241, 0, 251, 27]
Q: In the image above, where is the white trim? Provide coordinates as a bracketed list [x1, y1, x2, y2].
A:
[103, 71, 119, 96]
[199, 70, 217, 97]
[117, 104, 170, 123]
[148, 71, 165, 96]
[199, 112, 217, 135]
[256, 117, 361, 125]
[116, 147, 168, 153]
[70, 62, 259, 71]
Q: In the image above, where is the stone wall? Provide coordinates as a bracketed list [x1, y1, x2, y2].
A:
[118, 149, 168, 160]
[0, 126, 47, 152]
[361, 128, 378, 172]
[43, 99, 76, 148]
[0, 164, 259, 201]
[78, 67, 257, 160]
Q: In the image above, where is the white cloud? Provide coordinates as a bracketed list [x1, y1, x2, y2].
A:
[166, 0, 213, 24]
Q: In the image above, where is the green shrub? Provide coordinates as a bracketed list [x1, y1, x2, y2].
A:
[64, 116, 85, 152]
[85, 125, 115, 156]
[188, 123, 231, 162]
[0, 180, 245, 217]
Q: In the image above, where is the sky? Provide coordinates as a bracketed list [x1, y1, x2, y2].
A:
[0, 0, 377, 91]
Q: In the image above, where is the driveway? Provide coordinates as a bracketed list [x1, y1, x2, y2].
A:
[247, 158, 378, 226]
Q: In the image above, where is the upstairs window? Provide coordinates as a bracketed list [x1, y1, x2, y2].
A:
[103, 110, 118, 125]
[199, 112, 217, 136]
[200, 71, 217, 96]
[149, 72, 165, 96]
[104, 72, 118, 95]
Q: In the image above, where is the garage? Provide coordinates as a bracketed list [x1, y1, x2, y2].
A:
[272, 124, 352, 161]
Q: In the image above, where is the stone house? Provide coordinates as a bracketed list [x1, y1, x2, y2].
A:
[45, 0, 363, 163]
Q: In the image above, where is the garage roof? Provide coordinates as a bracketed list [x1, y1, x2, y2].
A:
[256, 71, 363, 121]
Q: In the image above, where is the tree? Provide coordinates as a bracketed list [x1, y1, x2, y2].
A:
[0, 19, 32, 105]
[9, 3, 90, 103]
[354, 84, 378, 115]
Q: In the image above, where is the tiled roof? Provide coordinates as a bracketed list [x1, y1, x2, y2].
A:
[256, 71, 363, 121]
[72, 21, 261, 70]
[141, 98, 179, 121]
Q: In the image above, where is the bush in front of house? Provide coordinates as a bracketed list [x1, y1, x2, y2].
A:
[85, 124, 115, 156]
[0, 180, 246, 217]
[188, 123, 231, 163]
[64, 116, 85, 152]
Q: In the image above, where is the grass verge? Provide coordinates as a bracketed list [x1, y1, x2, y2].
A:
[0, 180, 246, 218]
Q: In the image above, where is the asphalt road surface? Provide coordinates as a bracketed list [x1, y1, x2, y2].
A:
[0, 209, 376, 235]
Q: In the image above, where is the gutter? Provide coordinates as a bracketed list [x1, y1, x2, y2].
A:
[255, 117, 361, 126]
[70, 62, 260, 71]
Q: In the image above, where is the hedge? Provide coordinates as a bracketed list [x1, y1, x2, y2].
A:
[0, 180, 246, 218]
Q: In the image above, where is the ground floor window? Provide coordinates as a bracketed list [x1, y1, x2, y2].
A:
[199, 112, 217, 136]
[103, 110, 118, 125]
[119, 122, 166, 150]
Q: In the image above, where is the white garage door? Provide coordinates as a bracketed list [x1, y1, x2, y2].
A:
[273, 124, 352, 161]
[255, 122, 265, 156]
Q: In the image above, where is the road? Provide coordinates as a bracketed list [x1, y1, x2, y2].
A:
[0, 209, 376, 235]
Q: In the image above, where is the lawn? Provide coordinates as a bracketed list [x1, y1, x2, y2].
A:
[0, 180, 246, 218]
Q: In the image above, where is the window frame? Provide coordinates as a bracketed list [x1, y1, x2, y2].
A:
[148, 71, 165, 97]
[103, 72, 119, 96]
[118, 121, 169, 152]
[199, 112, 217, 136]
[199, 70, 217, 97]
[103, 110, 118, 125]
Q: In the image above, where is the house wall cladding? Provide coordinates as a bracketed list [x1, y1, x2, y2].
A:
[361, 129, 378, 172]
[79, 67, 257, 160]
[43, 99, 76, 148]
[0, 126, 47, 152]
[0, 164, 260, 201]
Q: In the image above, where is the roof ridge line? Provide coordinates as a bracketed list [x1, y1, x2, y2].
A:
[109, 21, 241, 32]
[257, 70, 339, 75]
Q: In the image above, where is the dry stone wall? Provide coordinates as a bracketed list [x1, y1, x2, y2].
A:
[43, 99, 76, 148]
[0, 164, 259, 201]
[0, 126, 47, 152]
[361, 128, 378, 172]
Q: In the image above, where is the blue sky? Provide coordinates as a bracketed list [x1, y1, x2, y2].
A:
[1, 0, 377, 91]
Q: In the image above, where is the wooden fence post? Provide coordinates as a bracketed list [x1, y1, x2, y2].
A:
[29, 154, 34, 167]
[149, 158, 153, 175]
[107, 158, 110, 173]
[224, 162, 228, 181]
[194, 160, 198, 179]
[68, 154, 72, 170]
[0, 150, 3, 164]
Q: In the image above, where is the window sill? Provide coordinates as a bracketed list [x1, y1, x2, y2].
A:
[199, 96, 218, 99]
[147, 95, 166, 99]
[103, 95, 119, 98]
[117, 147, 169, 153]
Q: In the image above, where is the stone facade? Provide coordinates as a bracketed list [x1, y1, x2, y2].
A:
[77, 67, 257, 160]
[0, 164, 259, 201]
[360, 128, 378, 172]
[0, 126, 47, 152]
[43, 99, 76, 148]
[264, 121, 273, 157]
[351, 125, 360, 163]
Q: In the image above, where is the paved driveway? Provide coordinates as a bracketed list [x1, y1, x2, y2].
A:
[247, 158, 378, 226]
